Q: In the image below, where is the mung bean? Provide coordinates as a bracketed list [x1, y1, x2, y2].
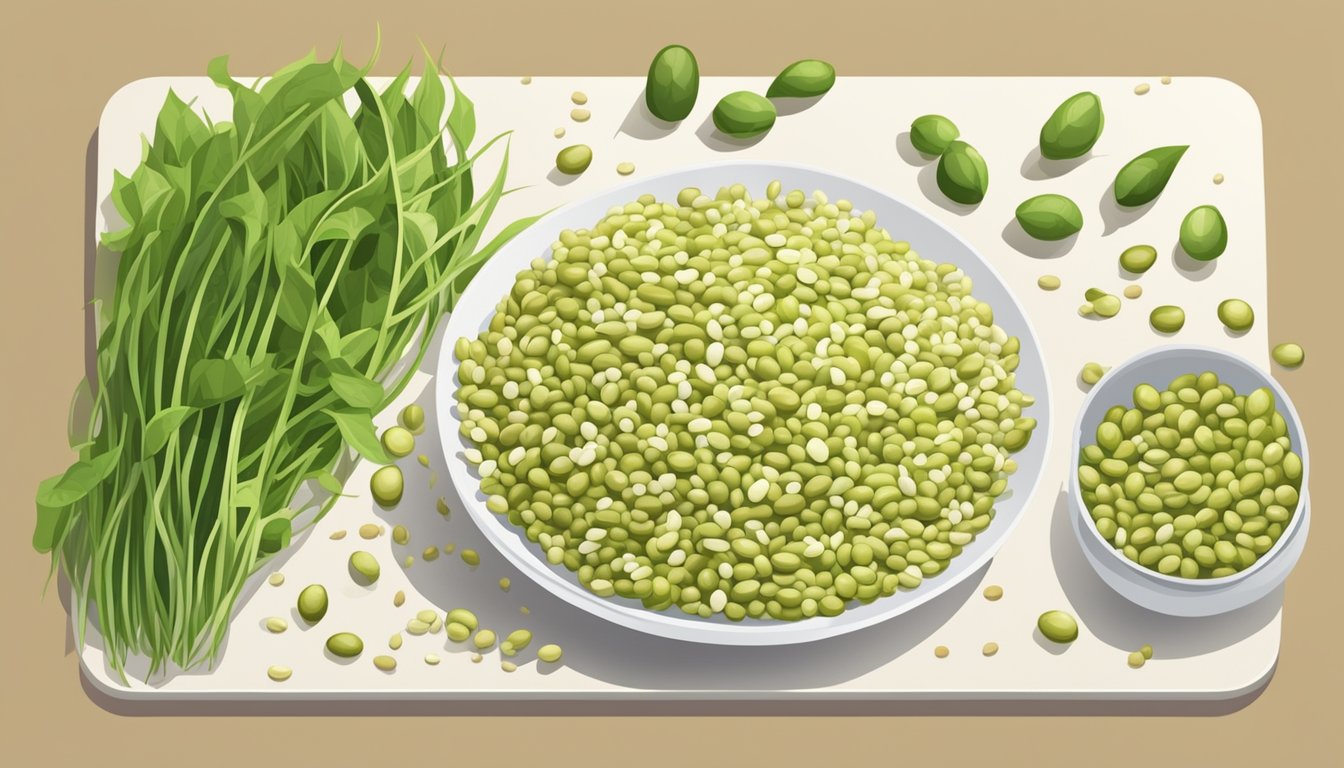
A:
[400, 404, 425, 434]
[297, 584, 328, 624]
[1079, 371, 1302, 579]
[455, 180, 1037, 622]
[1037, 610, 1079, 643]
[381, 426, 415, 458]
[1150, 305, 1185, 334]
[1272, 343, 1304, 369]
[349, 551, 380, 584]
[326, 632, 364, 658]
[370, 466, 403, 508]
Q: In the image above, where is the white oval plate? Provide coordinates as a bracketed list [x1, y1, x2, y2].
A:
[436, 161, 1053, 645]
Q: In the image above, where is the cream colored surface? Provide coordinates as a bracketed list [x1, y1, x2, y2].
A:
[85, 76, 1275, 702]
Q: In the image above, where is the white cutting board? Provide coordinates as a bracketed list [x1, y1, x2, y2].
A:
[81, 76, 1278, 710]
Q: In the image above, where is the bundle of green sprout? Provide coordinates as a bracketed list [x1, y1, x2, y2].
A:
[34, 48, 535, 677]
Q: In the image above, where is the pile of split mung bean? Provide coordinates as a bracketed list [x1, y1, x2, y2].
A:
[454, 181, 1037, 621]
[1078, 372, 1303, 578]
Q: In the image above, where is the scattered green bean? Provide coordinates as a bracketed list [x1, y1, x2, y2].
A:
[267, 572, 285, 587]
[556, 144, 593, 176]
[1128, 651, 1146, 668]
[1015, 194, 1083, 240]
[1113, 146, 1188, 207]
[1119, 245, 1157, 274]
[645, 44, 699, 122]
[370, 466, 403, 508]
[381, 426, 415, 458]
[1037, 275, 1061, 291]
[1037, 610, 1079, 643]
[712, 91, 777, 138]
[1086, 288, 1121, 318]
[400, 404, 425, 435]
[537, 644, 564, 663]
[267, 665, 292, 682]
[1081, 362, 1108, 386]
[297, 584, 328, 624]
[1272, 343, 1304, 369]
[326, 632, 364, 658]
[373, 655, 397, 672]
[767, 59, 836, 99]
[1039, 91, 1104, 160]
[983, 585, 1003, 601]
[473, 629, 497, 650]
[1179, 205, 1228, 261]
[1217, 299, 1254, 333]
[910, 115, 960, 156]
[1139, 643, 1153, 660]
[1149, 305, 1185, 334]
[392, 524, 409, 545]
[937, 141, 989, 204]
[461, 549, 480, 566]
[349, 551, 380, 584]
[358, 523, 380, 539]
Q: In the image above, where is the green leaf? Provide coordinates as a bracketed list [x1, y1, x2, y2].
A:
[445, 74, 476, 161]
[188, 355, 250, 406]
[152, 89, 212, 166]
[310, 470, 346, 496]
[258, 517, 292, 554]
[411, 63, 446, 135]
[275, 259, 317, 332]
[313, 208, 376, 242]
[339, 328, 378, 366]
[326, 360, 385, 410]
[34, 445, 122, 510]
[33, 479, 71, 553]
[143, 405, 195, 454]
[326, 408, 392, 464]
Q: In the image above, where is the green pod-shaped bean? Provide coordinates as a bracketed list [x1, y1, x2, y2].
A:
[1015, 194, 1083, 240]
[712, 91, 776, 138]
[645, 44, 699, 122]
[766, 59, 836, 99]
[1179, 205, 1227, 261]
[1039, 91, 1104, 160]
[936, 140, 989, 205]
[1113, 145, 1188, 207]
[909, 114, 960, 156]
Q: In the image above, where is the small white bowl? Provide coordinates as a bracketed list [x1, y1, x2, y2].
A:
[1071, 345, 1310, 617]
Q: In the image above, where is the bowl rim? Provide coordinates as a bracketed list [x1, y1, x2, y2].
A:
[435, 159, 1054, 645]
[1070, 343, 1310, 588]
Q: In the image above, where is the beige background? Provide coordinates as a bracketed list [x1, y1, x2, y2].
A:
[1, 0, 1339, 764]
